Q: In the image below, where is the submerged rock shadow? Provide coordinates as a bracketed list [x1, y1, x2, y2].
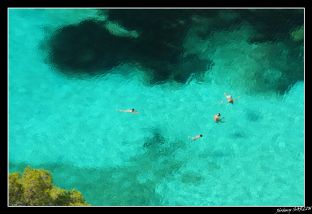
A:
[244, 109, 262, 122]
[42, 10, 214, 84]
[9, 132, 187, 206]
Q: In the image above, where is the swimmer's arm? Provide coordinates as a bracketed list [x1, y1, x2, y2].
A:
[220, 92, 229, 103]
[232, 96, 241, 102]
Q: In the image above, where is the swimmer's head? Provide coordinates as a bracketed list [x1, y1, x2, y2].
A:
[200, 134, 203, 137]
[131, 108, 135, 112]
[217, 113, 221, 116]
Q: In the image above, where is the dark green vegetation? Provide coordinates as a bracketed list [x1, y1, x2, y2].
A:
[9, 166, 88, 206]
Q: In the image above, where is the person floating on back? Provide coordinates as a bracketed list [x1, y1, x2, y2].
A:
[118, 108, 139, 114]
[214, 113, 223, 123]
[190, 134, 203, 141]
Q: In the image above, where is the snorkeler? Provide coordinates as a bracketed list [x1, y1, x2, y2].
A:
[214, 113, 223, 123]
[190, 134, 203, 141]
[118, 108, 139, 114]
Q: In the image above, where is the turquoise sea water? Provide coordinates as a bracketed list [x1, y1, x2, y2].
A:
[9, 9, 304, 206]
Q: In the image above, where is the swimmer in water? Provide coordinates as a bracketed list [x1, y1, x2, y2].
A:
[224, 93, 234, 104]
[224, 92, 240, 104]
[190, 134, 203, 141]
[214, 113, 223, 123]
[118, 108, 139, 114]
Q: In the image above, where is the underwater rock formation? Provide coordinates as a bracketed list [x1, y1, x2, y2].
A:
[240, 10, 304, 43]
[45, 10, 212, 84]
[290, 26, 304, 42]
[45, 9, 303, 92]
[47, 20, 137, 76]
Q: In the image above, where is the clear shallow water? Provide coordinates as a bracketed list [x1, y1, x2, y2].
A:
[9, 9, 304, 206]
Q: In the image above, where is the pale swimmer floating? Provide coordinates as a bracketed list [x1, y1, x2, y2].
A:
[117, 108, 139, 114]
[189, 134, 203, 141]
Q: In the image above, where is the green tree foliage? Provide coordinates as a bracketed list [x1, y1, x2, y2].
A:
[9, 173, 23, 206]
[9, 166, 89, 206]
[21, 167, 53, 205]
